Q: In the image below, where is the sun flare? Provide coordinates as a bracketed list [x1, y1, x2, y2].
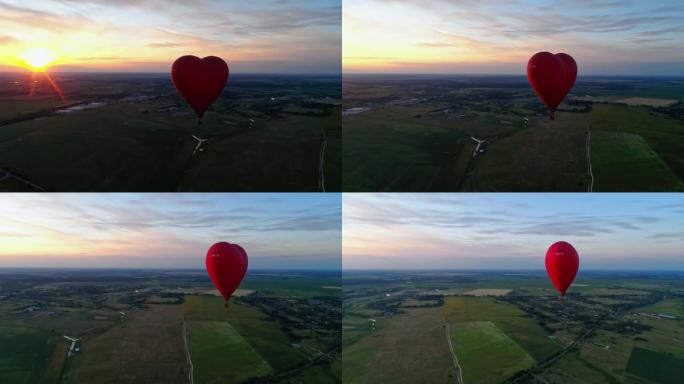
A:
[20, 48, 56, 71]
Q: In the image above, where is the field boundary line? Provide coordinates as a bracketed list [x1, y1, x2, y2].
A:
[586, 124, 594, 192]
[182, 321, 194, 384]
[318, 127, 328, 192]
[443, 319, 464, 384]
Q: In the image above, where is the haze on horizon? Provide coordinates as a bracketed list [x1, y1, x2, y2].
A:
[343, 194, 684, 271]
[0, 193, 341, 270]
[0, 0, 341, 74]
[344, 0, 684, 76]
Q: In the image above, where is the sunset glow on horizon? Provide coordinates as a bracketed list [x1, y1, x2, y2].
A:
[343, 194, 684, 270]
[19, 48, 57, 71]
[0, 0, 341, 73]
[0, 194, 341, 269]
[344, 0, 684, 75]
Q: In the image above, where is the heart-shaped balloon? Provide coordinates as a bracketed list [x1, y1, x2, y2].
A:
[527, 52, 577, 120]
[205, 242, 248, 308]
[171, 55, 229, 123]
[545, 241, 579, 301]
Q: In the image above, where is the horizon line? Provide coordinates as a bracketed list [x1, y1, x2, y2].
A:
[0, 267, 679, 273]
[341, 268, 684, 272]
[343, 73, 684, 78]
[0, 71, 342, 76]
[0, 266, 341, 271]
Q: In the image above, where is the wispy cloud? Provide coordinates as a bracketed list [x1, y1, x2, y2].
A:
[344, 0, 684, 75]
[344, 194, 684, 270]
[0, 193, 341, 269]
[0, 0, 341, 73]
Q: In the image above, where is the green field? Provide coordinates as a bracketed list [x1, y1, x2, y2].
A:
[188, 321, 272, 383]
[468, 113, 588, 191]
[451, 321, 535, 384]
[0, 99, 63, 120]
[184, 295, 309, 375]
[0, 74, 340, 192]
[342, 307, 455, 384]
[343, 109, 473, 191]
[444, 297, 561, 361]
[590, 130, 683, 191]
[589, 104, 684, 191]
[626, 347, 684, 384]
[342, 76, 684, 191]
[0, 326, 63, 384]
[63, 305, 187, 384]
[0, 270, 341, 384]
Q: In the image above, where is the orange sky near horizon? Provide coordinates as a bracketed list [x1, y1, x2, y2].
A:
[0, 0, 340, 73]
[343, 0, 684, 75]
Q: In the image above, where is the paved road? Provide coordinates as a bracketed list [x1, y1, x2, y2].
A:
[444, 319, 464, 384]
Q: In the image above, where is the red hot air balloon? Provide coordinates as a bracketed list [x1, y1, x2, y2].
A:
[205, 242, 248, 307]
[527, 52, 577, 120]
[171, 55, 229, 124]
[545, 241, 579, 302]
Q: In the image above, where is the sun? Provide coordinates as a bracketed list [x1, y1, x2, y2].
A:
[20, 48, 57, 71]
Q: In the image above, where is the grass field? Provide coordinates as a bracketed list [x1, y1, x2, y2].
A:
[0, 326, 60, 384]
[545, 297, 684, 383]
[626, 347, 684, 384]
[240, 273, 342, 298]
[63, 305, 187, 384]
[0, 99, 64, 120]
[444, 297, 561, 361]
[590, 104, 684, 186]
[183, 295, 308, 374]
[188, 321, 272, 384]
[0, 74, 341, 192]
[590, 130, 684, 191]
[342, 306, 455, 384]
[467, 112, 588, 191]
[343, 109, 473, 191]
[543, 349, 621, 384]
[343, 76, 684, 191]
[451, 321, 535, 384]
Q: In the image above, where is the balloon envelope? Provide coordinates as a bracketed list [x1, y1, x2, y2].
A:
[205, 242, 248, 305]
[527, 52, 577, 120]
[171, 55, 229, 122]
[545, 241, 579, 299]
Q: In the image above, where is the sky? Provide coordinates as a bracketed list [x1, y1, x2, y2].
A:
[344, 193, 684, 270]
[0, 193, 341, 270]
[0, 0, 341, 73]
[344, 0, 684, 75]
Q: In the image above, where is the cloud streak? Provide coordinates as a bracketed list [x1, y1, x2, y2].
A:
[344, 0, 684, 75]
[0, 193, 341, 269]
[343, 194, 684, 270]
[0, 0, 341, 73]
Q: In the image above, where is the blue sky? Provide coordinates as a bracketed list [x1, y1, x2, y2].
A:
[344, 193, 684, 270]
[344, 0, 684, 75]
[0, 0, 341, 73]
[0, 193, 341, 269]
